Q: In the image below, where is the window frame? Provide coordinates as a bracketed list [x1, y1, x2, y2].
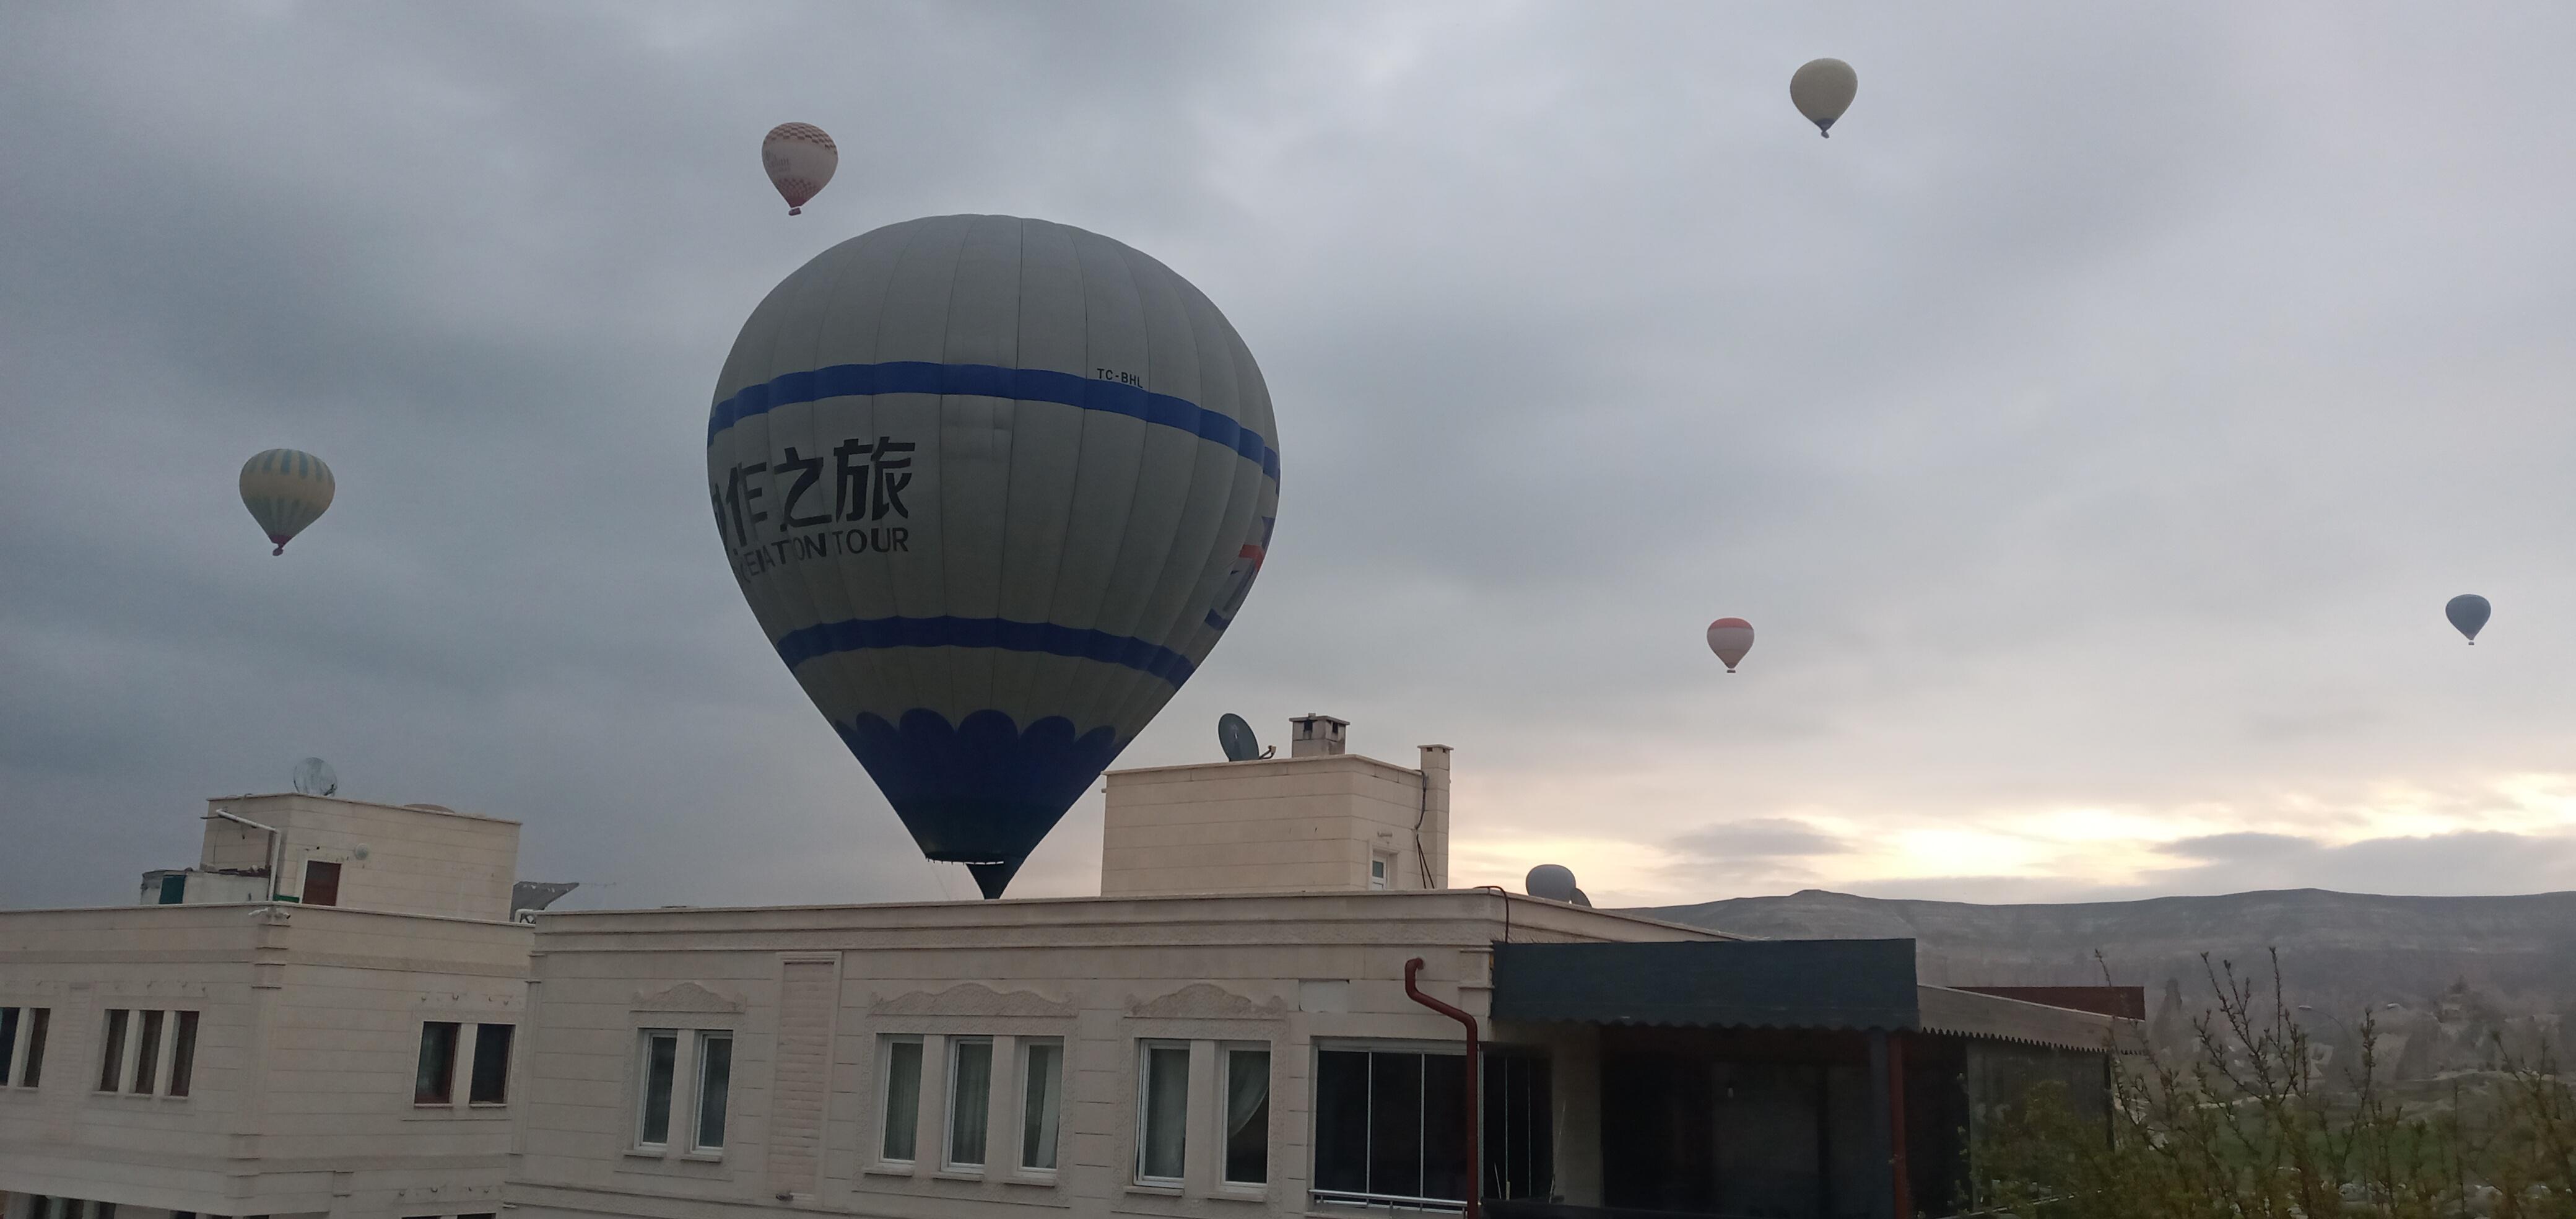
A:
[944, 1035, 995, 1171]
[690, 1029, 733, 1155]
[635, 1028, 680, 1150]
[19, 1007, 47, 1088]
[414, 1020, 460, 1106]
[876, 1033, 926, 1166]
[1136, 1039, 1192, 1186]
[468, 1022, 514, 1106]
[131, 1009, 164, 1094]
[96, 1009, 130, 1093]
[167, 1010, 199, 1098]
[1017, 1036, 1064, 1174]
[1222, 1042, 1273, 1188]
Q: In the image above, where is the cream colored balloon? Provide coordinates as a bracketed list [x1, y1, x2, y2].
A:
[239, 448, 336, 556]
[1791, 58, 1858, 137]
[762, 123, 838, 216]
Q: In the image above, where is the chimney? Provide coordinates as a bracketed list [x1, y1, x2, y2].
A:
[1418, 745, 1452, 888]
[1289, 714, 1349, 758]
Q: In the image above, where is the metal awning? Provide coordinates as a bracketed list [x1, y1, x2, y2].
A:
[1491, 940, 2126, 1051]
[1492, 939, 1919, 1031]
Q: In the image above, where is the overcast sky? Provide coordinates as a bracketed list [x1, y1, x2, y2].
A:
[7, 2, 2576, 912]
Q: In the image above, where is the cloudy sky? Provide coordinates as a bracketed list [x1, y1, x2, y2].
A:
[7, 2, 2576, 912]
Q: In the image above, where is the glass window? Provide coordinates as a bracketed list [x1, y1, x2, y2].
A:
[1370, 856, 1391, 889]
[879, 1036, 923, 1163]
[1138, 1042, 1190, 1182]
[469, 1023, 513, 1104]
[947, 1038, 993, 1168]
[1224, 1046, 1271, 1186]
[637, 1029, 678, 1146]
[414, 1021, 459, 1105]
[1482, 1054, 1555, 1201]
[1020, 1039, 1063, 1171]
[1313, 1048, 1479, 1204]
[168, 1011, 199, 1098]
[21, 1008, 47, 1087]
[693, 1031, 733, 1152]
[0, 1007, 19, 1085]
[97, 1009, 129, 1092]
[132, 1010, 164, 1093]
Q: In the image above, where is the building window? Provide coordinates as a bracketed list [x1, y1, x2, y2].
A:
[637, 1029, 678, 1147]
[301, 860, 341, 907]
[131, 1010, 164, 1093]
[414, 1021, 459, 1105]
[158, 873, 186, 904]
[1314, 1047, 1469, 1204]
[1138, 1041, 1190, 1183]
[1225, 1046, 1271, 1186]
[946, 1036, 993, 1168]
[0, 1007, 18, 1085]
[469, 1023, 513, 1104]
[879, 1035, 923, 1163]
[97, 1010, 129, 1092]
[693, 1031, 733, 1153]
[1020, 1039, 1063, 1171]
[19, 1007, 46, 1087]
[168, 1011, 199, 1098]
[1482, 1054, 1555, 1202]
[1370, 855, 1392, 889]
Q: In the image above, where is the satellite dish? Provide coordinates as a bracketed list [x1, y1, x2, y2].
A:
[1219, 714, 1264, 762]
[291, 758, 338, 797]
[1526, 864, 1580, 902]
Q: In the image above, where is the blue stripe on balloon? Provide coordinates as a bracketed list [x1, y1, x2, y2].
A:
[773, 615, 1196, 687]
[708, 361, 1279, 483]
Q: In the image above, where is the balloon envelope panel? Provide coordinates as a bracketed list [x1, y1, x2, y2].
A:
[708, 215, 1280, 896]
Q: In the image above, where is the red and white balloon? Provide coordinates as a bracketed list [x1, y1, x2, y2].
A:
[761, 123, 838, 216]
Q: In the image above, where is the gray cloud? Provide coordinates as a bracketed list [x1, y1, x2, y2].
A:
[9, 3, 2576, 909]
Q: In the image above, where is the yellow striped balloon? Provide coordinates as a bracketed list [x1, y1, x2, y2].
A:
[238, 448, 336, 556]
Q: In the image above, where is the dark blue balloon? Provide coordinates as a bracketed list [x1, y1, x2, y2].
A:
[2445, 594, 2491, 644]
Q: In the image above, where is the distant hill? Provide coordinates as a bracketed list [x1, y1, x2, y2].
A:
[1632, 888, 2576, 1074]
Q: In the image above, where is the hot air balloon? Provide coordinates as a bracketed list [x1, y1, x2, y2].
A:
[2445, 594, 2491, 644]
[238, 448, 335, 556]
[1707, 618, 1755, 673]
[1790, 58, 1858, 137]
[707, 214, 1281, 899]
[761, 123, 838, 216]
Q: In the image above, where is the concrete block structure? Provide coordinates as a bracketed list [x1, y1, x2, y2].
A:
[0, 796, 531, 1219]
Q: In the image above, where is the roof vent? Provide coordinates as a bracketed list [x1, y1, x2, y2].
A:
[1289, 714, 1348, 758]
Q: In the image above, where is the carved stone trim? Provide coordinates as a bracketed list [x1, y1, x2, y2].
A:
[1126, 982, 1289, 1021]
[870, 982, 1074, 1019]
[632, 981, 746, 1014]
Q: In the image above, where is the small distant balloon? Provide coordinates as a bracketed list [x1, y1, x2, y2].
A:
[239, 448, 335, 556]
[1790, 58, 1858, 138]
[762, 123, 838, 216]
[1707, 618, 1756, 673]
[2445, 594, 2491, 645]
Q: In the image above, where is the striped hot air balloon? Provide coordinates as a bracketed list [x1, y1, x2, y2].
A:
[761, 123, 837, 216]
[707, 214, 1281, 898]
[238, 448, 336, 556]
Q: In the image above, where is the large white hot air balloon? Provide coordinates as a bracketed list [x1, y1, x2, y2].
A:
[1707, 618, 1755, 673]
[239, 448, 335, 555]
[1790, 58, 1858, 137]
[762, 123, 838, 216]
[708, 215, 1281, 898]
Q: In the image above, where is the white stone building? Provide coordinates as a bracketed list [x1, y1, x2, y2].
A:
[0, 795, 533, 1219]
[2, 720, 2131, 1219]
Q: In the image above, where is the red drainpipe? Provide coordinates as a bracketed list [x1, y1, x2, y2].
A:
[1404, 956, 1480, 1219]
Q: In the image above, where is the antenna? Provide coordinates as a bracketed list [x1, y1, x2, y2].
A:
[291, 758, 339, 797]
[1217, 713, 1265, 762]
